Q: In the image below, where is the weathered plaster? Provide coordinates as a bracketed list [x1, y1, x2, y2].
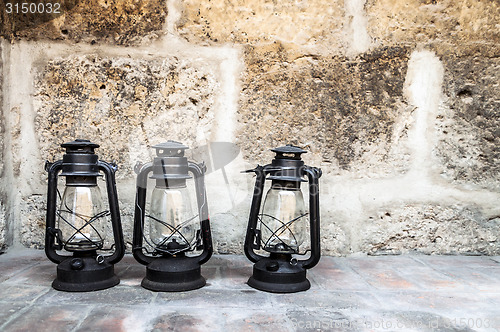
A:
[0, 0, 499, 256]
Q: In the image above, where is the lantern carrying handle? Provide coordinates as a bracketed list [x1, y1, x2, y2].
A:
[244, 165, 268, 263]
[132, 162, 155, 265]
[188, 161, 213, 265]
[298, 165, 321, 269]
[45, 160, 67, 264]
[98, 161, 125, 265]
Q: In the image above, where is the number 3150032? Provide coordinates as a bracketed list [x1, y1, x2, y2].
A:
[5, 2, 61, 14]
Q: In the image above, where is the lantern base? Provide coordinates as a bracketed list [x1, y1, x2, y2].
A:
[142, 256, 206, 292]
[247, 257, 310, 293]
[52, 256, 119, 292]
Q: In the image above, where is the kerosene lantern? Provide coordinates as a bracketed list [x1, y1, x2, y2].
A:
[244, 145, 322, 293]
[133, 141, 212, 291]
[44, 139, 125, 292]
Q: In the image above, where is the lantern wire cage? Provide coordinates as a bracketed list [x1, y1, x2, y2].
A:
[256, 212, 310, 256]
[257, 212, 309, 254]
[135, 202, 202, 256]
[55, 188, 114, 252]
[144, 214, 200, 255]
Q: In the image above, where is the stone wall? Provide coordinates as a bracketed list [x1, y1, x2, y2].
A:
[0, 39, 5, 251]
[0, 0, 499, 255]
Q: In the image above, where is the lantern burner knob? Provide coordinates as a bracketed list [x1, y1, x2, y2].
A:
[70, 258, 84, 270]
[265, 261, 280, 272]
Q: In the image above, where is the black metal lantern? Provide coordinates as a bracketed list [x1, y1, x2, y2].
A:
[132, 141, 212, 292]
[44, 139, 125, 292]
[244, 145, 322, 293]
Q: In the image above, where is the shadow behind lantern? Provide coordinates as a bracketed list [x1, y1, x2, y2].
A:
[132, 141, 213, 292]
[244, 145, 322, 293]
[45, 139, 125, 292]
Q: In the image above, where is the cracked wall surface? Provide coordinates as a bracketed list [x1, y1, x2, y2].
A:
[0, 0, 499, 255]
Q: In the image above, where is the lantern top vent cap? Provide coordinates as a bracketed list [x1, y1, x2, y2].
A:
[61, 139, 99, 153]
[271, 144, 307, 160]
[153, 140, 189, 157]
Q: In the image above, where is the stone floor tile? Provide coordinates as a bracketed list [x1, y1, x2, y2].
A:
[354, 268, 419, 290]
[74, 306, 136, 332]
[0, 285, 49, 304]
[1, 305, 90, 332]
[371, 290, 498, 318]
[437, 267, 500, 292]
[285, 308, 360, 332]
[269, 290, 382, 311]
[2, 262, 55, 287]
[204, 255, 254, 268]
[309, 259, 373, 291]
[0, 249, 46, 283]
[415, 255, 500, 269]
[154, 288, 273, 309]
[223, 309, 292, 332]
[38, 285, 154, 305]
[214, 265, 253, 289]
[346, 256, 423, 290]
[119, 306, 226, 331]
[147, 309, 223, 332]
[393, 265, 470, 291]
[115, 265, 146, 287]
[347, 255, 425, 270]
[0, 303, 27, 327]
[2, 250, 500, 331]
[347, 310, 477, 332]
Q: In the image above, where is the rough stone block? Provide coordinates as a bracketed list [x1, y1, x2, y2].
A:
[178, 0, 344, 50]
[366, 0, 499, 49]
[0, 201, 5, 252]
[18, 195, 45, 249]
[0, 0, 167, 45]
[34, 54, 218, 178]
[0, 39, 5, 252]
[436, 55, 500, 191]
[360, 204, 500, 255]
[238, 45, 411, 174]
